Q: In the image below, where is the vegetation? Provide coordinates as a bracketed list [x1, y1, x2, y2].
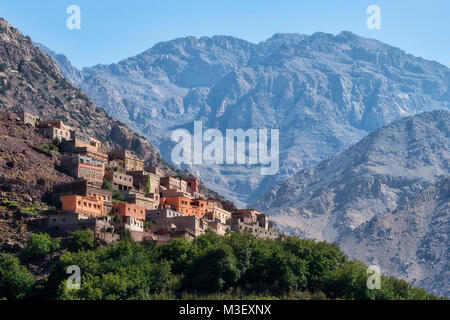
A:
[145, 175, 151, 194]
[20, 233, 60, 262]
[0, 231, 442, 300]
[0, 254, 35, 300]
[40, 143, 59, 155]
[52, 137, 61, 147]
[102, 178, 113, 191]
[66, 230, 94, 252]
[41, 232, 441, 300]
[0, 198, 47, 216]
[112, 190, 125, 202]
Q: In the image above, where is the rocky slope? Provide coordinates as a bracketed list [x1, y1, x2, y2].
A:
[0, 110, 72, 253]
[46, 32, 450, 206]
[0, 18, 173, 173]
[339, 177, 449, 297]
[253, 110, 449, 296]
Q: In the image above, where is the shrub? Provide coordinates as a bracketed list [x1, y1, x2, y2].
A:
[52, 137, 61, 147]
[0, 253, 35, 299]
[102, 178, 113, 191]
[67, 230, 94, 252]
[20, 233, 60, 261]
[112, 190, 125, 202]
[183, 244, 240, 293]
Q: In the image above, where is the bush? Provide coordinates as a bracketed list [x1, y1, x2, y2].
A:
[102, 178, 113, 191]
[0, 253, 35, 299]
[20, 233, 60, 261]
[40, 234, 441, 300]
[52, 137, 61, 147]
[183, 244, 240, 293]
[112, 190, 125, 202]
[67, 230, 94, 252]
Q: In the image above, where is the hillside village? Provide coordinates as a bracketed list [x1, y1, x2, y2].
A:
[12, 110, 279, 244]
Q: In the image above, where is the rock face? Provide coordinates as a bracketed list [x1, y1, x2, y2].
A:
[252, 110, 449, 296]
[0, 110, 73, 199]
[0, 18, 173, 173]
[340, 177, 449, 297]
[45, 31, 450, 206]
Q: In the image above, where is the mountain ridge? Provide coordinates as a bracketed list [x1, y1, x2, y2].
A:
[252, 109, 449, 296]
[40, 30, 450, 206]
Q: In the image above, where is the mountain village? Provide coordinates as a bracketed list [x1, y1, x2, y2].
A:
[15, 110, 279, 244]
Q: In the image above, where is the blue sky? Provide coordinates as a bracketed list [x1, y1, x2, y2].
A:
[1, 0, 449, 69]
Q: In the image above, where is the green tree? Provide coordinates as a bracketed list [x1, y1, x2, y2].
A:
[158, 237, 198, 274]
[102, 178, 113, 191]
[53, 136, 61, 147]
[242, 239, 308, 295]
[67, 229, 94, 252]
[112, 190, 125, 202]
[20, 233, 60, 261]
[282, 237, 347, 292]
[321, 260, 369, 300]
[0, 253, 35, 300]
[183, 244, 240, 293]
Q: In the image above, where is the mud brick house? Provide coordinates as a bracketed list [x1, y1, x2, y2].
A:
[160, 187, 193, 199]
[160, 176, 187, 192]
[205, 200, 232, 225]
[161, 197, 209, 218]
[52, 180, 113, 215]
[61, 154, 105, 186]
[147, 166, 165, 177]
[146, 208, 183, 222]
[122, 190, 159, 210]
[108, 149, 144, 171]
[60, 137, 108, 163]
[126, 170, 160, 197]
[120, 216, 144, 232]
[36, 120, 72, 141]
[231, 209, 259, 225]
[112, 202, 146, 220]
[184, 177, 199, 193]
[104, 171, 133, 191]
[203, 219, 228, 236]
[230, 209, 278, 239]
[47, 212, 116, 240]
[60, 194, 104, 218]
[230, 218, 278, 239]
[152, 215, 204, 237]
[18, 111, 38, 126]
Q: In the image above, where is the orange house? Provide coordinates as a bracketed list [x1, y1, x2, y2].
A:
[112, 203, 146, 220]
[60, 195, 104, 218]
[162, 197, 208, 218]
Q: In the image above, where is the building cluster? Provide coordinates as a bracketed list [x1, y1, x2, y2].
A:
[19, 111, 279, 244]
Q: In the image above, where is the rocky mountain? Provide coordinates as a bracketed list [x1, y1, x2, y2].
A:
[0, 110, 72, 254]
[253, 110, 449, 296]
[340, 177, 449, 297]
[34, 42, 83, 85]
[0, 18, 173, 174]
[45, 31, 450, 206]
